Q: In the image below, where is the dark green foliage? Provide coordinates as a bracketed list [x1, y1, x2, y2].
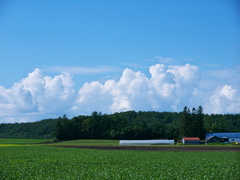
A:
[54, 110, 240, 140]
[0, 119, 57, 139]
[181, 106, 205, 139]
[1, 109, 240, 140]
[204, 113, 240, 133]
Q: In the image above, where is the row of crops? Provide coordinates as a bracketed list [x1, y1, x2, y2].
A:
[0, 139, 240, 179]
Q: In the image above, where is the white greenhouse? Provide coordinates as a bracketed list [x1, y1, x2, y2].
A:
[119, 140, 174, 145]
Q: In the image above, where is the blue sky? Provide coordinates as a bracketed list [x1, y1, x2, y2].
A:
[0, 0, 239, 123]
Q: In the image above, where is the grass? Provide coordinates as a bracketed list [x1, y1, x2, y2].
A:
[47, 139, 119, 146]
[0, 139, 52, 144]
[46, 139, 240, 148]
[0, 145, 239, 179]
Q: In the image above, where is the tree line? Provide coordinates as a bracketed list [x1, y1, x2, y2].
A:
[54, 106, 206, 140]
[0, 107, 240, 140]
[0, 119, 57, 139]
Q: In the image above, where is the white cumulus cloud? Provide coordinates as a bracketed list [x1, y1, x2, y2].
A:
[0, 64, 239, 123]
[0, 68, 75, 123]
[72, 64, 202, 114]
[205, 85, 240, 114]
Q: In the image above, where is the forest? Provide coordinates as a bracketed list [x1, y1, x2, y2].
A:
[0, 107, 240, 140]
[0, 119, 56, 139]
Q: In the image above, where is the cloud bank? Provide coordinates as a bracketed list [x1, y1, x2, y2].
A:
[0, 64, 239, 123]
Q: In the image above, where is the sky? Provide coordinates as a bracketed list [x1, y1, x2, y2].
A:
[0, 0, 240, 123]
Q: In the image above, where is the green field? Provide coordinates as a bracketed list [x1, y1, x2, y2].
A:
[48, 139, 120, 146]
[0, 139, 239, 179]
[0, 139, 52, 144]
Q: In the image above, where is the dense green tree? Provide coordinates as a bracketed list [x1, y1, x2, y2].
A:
[181, 106, 205, 139]
[54, 115, 72, 140]
[1, 109, 239, 140]
[181, 106, 192, 137]
[0, 118, 57, 139]
[196, 106, 205, 139]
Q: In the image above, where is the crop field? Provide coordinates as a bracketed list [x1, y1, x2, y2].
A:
[0, 140, 239, 179]
[0, 139, 52, 144]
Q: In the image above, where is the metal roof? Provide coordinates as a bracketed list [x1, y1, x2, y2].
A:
[205, 136, 215, 140]
[205, 136, 221, 141]
[206, 133, 240, 139]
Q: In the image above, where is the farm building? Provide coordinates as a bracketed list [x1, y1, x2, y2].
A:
[205, 133, 240, 143]
[182, 137, 200, 145]
[119, 140, 174, 145]
[205, 136, 221, 144]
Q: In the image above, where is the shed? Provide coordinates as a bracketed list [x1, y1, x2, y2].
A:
[205, 133, 240, 143]
[119, 140, 174, 145]
[205, 136, 221, 144]
[182, 137, 200, 145]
